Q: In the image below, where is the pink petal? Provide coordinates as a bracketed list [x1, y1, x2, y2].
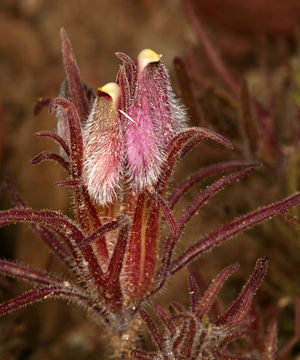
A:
[126, 73, 161, 190]
[83, 84, 123, 205]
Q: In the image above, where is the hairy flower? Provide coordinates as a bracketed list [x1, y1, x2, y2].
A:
[83, 82, 123, 205]
[82, 48, 187, 206]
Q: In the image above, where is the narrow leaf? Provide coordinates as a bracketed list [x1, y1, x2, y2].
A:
[138, 307, 167, 359]
[0, 208, 84, 244]
[162, 168, 253, 277]
[35, 131, 70, 157]
[115, 51, 136, 97]
[147, 191, 178, 238]
[31, 152, 70, 172]
[49, 97, 84, 179]
[154, 304, 173, 333]
[0, 208, 89, 280]
[159, 127, 233, 193]
[3, 174, 73, 269]
[60, 28, 90, 121]
[188, 274, 199, 313]
[220, 328, 254, 349]
[104, 222, 130, 305]
[216, 257, 268, 326]
[79, 216, 127, 248]
[0, 285, 93, 317]
[117, 65, 131, 110]
[54, 179, 81, 188]
[170, 193, 300, 274]
[168, 161, 258, 209]
[197, 263, 239, 318]
[0, 260, 64, 287]
[177, 167, 254, 235]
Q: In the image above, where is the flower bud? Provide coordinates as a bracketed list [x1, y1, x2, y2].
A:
[125, 49, 187, 191]
[83, 82, 123, 205]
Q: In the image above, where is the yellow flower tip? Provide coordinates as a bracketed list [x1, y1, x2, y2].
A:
[138, 49, 162, 72]
[97, 82, 120, 104]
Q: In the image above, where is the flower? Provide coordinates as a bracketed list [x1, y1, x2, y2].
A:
[83, 82, 123, 205]
[82, 48, 187, 206]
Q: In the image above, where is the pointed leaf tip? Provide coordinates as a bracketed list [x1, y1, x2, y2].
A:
[216, 257, 268, 326]
[196, 262, 239, 318]
[59, 28, 90, 121]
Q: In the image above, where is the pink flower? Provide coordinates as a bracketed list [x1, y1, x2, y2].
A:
[83, 83, 123, 205]
[82, 49, 187, 205]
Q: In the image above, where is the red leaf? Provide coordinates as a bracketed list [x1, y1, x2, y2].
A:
[170, 193, 300, 274]
[35, 131, 70, 157]
[60, 28, 90, 122]
[31, 152, 70, 172]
